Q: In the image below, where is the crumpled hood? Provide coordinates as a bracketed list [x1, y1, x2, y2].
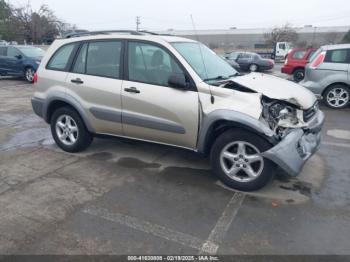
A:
[232, 73, 317, 109]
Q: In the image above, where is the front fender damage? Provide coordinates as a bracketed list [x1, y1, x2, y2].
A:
[262, 110, 324, 176]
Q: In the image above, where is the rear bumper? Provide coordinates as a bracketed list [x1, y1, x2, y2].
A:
[281, 65, 293, 74]
[260, 65, 274, 71]
[262, 110, 325, 176]
[31, 97, 45, 118]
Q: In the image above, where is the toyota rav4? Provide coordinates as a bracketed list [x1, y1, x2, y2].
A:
[31, 31, 324, 191]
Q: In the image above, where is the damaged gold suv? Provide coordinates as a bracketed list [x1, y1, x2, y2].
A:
[31, 31, 324, 191]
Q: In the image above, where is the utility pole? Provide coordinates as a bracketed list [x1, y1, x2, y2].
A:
[136, 16, 141, 32]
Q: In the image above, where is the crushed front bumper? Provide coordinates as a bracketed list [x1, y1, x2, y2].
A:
[262, 110, 325, 176]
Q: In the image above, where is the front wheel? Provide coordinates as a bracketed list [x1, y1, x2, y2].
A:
[323, 84, 350, 109]
[211, 130, 274, 191]
[51, 107, 93, 152]
[24, 67, 35, 83]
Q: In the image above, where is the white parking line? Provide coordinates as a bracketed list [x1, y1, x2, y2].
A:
[82, 206, 218, 251]
[0, 84, 31, 88]
[82, 192, 244, 254]
[322, 141, 350, 148]
[199, 192, 245, 255]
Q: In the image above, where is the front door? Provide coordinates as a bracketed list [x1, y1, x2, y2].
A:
[121, 41, 199, 149]
[66, 40, 124, 135]
[6, 47, 24, 75]
[0, 47, 8, 74]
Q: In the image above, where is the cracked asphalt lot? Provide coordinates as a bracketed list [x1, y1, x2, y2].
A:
[0, 78, 350, 255]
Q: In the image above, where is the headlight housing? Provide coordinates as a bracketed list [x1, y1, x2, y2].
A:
[262, 99, 300, 135]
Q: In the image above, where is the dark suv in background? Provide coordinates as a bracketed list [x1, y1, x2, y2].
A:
[0, 45, 45, 82]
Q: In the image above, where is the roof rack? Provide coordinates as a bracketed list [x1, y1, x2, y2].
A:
[63, 30, 144, 38]
[62, 30, 173, 39]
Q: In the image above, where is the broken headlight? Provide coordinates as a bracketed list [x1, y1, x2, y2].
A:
[262, 99, 299, 136]
[269, 103, 298, 125]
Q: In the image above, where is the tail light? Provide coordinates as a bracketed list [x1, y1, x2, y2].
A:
[33, 72, 38, 84]
[310, 51, 326, 69]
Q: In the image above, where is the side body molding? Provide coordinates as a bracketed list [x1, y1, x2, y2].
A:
[196, 109, 276, 153]
[43, 92, 95, 133]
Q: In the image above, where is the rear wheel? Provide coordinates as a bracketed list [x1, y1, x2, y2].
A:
[249, 64, 258, 72]
[323, 84, 350, 109]
[211, 130, 274, 191]
[293, 68, 305, 82]
[51, 107, 93, 152]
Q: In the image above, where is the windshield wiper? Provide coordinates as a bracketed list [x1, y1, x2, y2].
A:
[204, 73, 240, 82]
[203, 76, 229, 82]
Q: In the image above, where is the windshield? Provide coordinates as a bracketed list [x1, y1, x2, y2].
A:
[172, 42, 238, 82]
[18, 47, 45, 58]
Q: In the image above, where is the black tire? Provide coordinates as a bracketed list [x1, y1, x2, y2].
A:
[24, 67, 35, 83]
[249, 64, 258, 72]
[293, 68, 305, 82]
[323, 84, 350, 109]
[211, 129, 275, 191]
[51, 107, 93, 152]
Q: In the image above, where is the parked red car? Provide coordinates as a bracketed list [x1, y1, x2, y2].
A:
[281, 48, 315, 82]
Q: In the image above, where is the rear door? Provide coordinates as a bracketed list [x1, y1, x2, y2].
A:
[237, 53, 252, 70]
[318, 49, 350, 84]
[66, 40, 124, 135]
[121, 40, 199, 149]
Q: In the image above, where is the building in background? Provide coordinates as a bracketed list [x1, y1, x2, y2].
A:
[159, 26, 350, 52]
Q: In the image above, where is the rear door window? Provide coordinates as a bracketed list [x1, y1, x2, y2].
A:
[47, 43, 76, 71]
[325, 49, 349, 64]
[72, 43, 88, 74]
[85, 41, 122, 78]
[292, 50, 306, 59]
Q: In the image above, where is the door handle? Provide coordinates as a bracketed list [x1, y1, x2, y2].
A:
[124, 87, 140, 93]
[71, 78, 84, 84]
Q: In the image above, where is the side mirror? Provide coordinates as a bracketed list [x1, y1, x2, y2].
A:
[15, 54, 22, 59]
[168, 73, 189, 90]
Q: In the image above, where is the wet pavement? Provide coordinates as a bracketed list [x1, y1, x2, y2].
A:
[0, 77, 349, 255]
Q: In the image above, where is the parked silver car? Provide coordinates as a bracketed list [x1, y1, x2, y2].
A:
[301, 44, 350, 109]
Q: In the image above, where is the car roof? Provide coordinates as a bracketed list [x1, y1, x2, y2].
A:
[322, 43, 350, 50]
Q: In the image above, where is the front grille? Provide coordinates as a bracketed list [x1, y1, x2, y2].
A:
[303, 102, 318, 122]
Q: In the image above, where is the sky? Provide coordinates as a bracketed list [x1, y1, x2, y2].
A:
[12, 0, 350, 31]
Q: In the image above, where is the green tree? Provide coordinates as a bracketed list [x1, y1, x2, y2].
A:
[0, 0, 15, 40]
[264, 24, 299, 48]
[341, 30, 350, 43]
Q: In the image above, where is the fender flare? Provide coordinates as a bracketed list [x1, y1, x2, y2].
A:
[43, 92, 95, 133]
[196, 109, 276, 154]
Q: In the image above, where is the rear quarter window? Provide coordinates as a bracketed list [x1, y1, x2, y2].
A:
[324, 49, 349, 64]
[47, 43, 77, 71]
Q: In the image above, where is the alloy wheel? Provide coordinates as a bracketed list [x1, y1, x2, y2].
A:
[55, 115, 79, 146]
[25, 68, 35, 82]
[326, 87, 349, 108]
[220, 141, 264, 183]
[249, 64, 258, 72]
